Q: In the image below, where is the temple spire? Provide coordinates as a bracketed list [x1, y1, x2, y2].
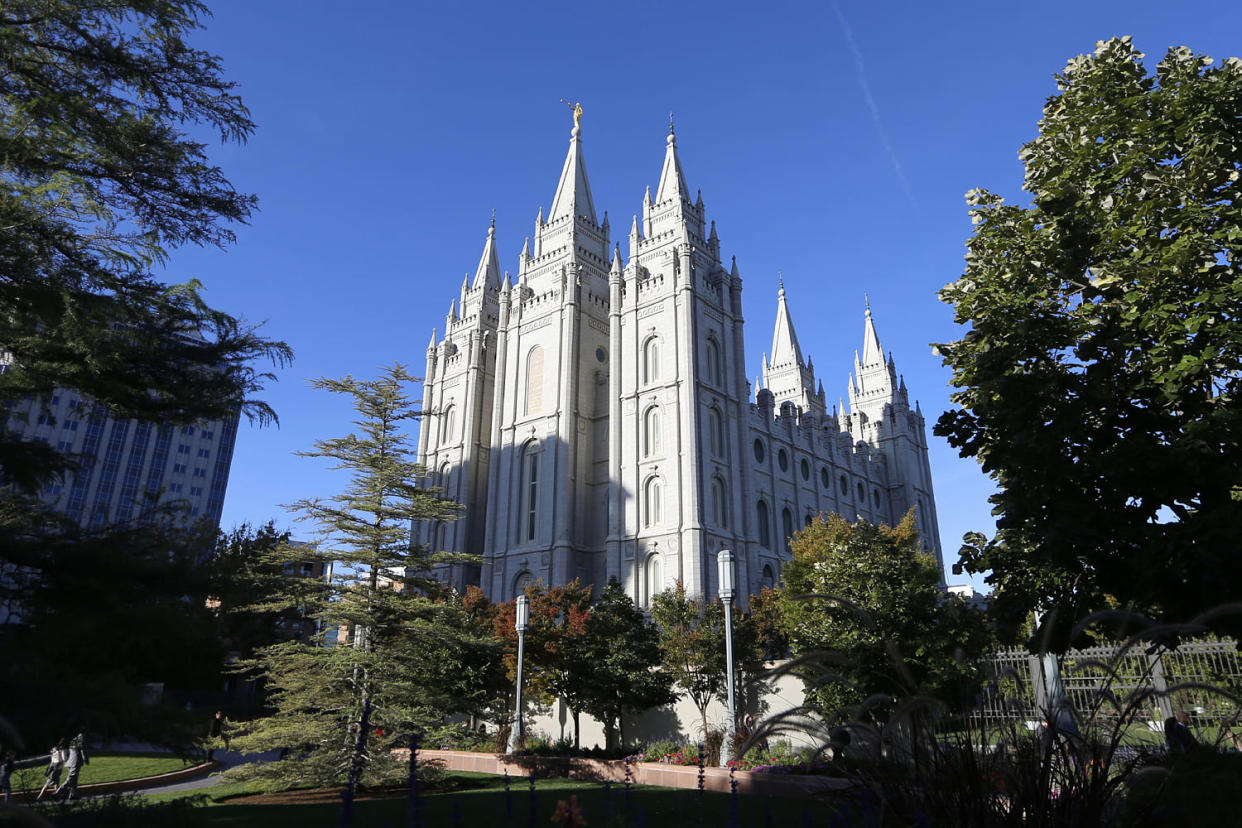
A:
[861, 297, 884, 365]
[472, 219, 501, 290]
[655, 120, 689, 203]
[548, 107, 597, 224]
[769, 280, 804, 368]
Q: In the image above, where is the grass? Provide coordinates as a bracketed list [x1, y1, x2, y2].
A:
[110, 771, 835, 827]
[12, 751, 199, 792]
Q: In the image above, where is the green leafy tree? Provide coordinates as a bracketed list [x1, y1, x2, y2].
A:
[230, 365, 465, 790]
[650, 583, 761, 739]
[934, 38, 1242, 644]
[574, 578, 675, 751]
[0, 0, 291, 491]
[778, 512, 989, 717]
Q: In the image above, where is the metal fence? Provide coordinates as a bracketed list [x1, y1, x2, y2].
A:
[975, 639, 1242, 728]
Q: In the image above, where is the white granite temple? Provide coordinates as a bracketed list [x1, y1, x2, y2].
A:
[415, 114, 942, 604]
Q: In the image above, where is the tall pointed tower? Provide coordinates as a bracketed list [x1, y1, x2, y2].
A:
[480, 112, 613, 599]
[608, 121, 754, 604]
[762, 281, 827, 416]
[415, 220, 503, 586]
[844, 300, 944, 571]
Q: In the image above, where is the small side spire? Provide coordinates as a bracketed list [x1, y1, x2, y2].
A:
[427, 328, 437, 350]
[472, 220, 502, 290]
[610, 243, 623, 275]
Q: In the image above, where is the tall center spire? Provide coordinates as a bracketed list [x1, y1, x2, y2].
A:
[655, 120, 688, 203]
[548, 104, 598, 225]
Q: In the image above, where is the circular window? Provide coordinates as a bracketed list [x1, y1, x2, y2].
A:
[857, 482, 865, 501]
[595, 347, 607, 363]
[801, 459, 810, 480]
[753, 439, 765, 463]
[821, 467, 830, 488]
[778, 449, 789, 472]
[839, 474, 848, 495]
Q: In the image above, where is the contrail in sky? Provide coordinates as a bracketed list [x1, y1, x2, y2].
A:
[830, 1, 922, 216]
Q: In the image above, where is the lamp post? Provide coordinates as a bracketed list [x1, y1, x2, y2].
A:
[507, 594, 530, 754]
[718, 549, 737, 767]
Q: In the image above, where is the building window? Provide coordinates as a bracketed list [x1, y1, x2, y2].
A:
[177, 444, 190, 454]
[857, 481, 866, 502]
[753, 439, 765, 463]
[519, 443, 539, 542]
[190, 486, 203, 496]
[762, 564, 776, 591]
[441, 404, 456, 444]
[437, 522, 448, 551]
[801, 459, 810, 480]
[782, 507, 794, 555]
[821, 467, 830, 488]
[712, 476, 728, 528]
[645, 554, 663, 608]
[705, 337, 721, 386]
[839, 474, 848, 496]
[873, 488, 882, 507]
[193, 467, 207, 478]
[643, 336, 661, 385]
[197, 448, 210, 458]
[525, 346, 544, 415]
[513, 570, 534, 599]
[173, 463, 186, 474]
[62, 420, 79, 432]
[708, 407, 724, 457]
[181, 426, 195, 435]
[757, 500, 771, 548]
[643, 405, 661, 457]
[778, 449, 789, 472]
[201, 429, 215, 440]
[643, 475, 663, 527]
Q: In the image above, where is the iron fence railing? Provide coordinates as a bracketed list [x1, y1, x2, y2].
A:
[974, 638, 1242, 728]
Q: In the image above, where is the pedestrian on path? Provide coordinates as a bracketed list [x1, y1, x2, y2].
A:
[36, 738, 67, 800]
[56, 733, 88, 801]
[0, 749, 15, 803]
[207, 711, 229, 761]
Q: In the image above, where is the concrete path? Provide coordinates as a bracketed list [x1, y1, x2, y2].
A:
[131, 748, 282, 795]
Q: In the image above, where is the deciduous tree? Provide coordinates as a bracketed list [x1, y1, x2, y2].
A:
[778, 512, 989, 717]
[935, 39, 1242, 643]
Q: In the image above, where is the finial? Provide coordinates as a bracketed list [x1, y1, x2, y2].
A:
[561, 98, 583, 136]
[669, 111, 675, 134]
[865, 293, 872, 314]
[778, 271, 785, 298]
[490, 208, 496, 231]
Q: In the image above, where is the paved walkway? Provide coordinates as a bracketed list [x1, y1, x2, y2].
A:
[130, 748, 282, 795]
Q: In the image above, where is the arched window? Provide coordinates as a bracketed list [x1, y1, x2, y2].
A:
[518, 442, 539, 542]
[436, 522, 448, 551]
[643, 337, 661, 385]
[782, 507, 794, 555]
[439, 462, 452, 494]
[645, 554, 663, 607]
[441, 404, 456, 444]
[711, 476, 728, 528]
[513, 570, 534, 599]
[643, 475, 663, 527]
[708, 407, 723, 457]
[757, 500, 771, 548]
[525, 346, 544, 415]
[762, 564, 776, 591]
[643, 405, 661, 456]
[706, 337, 721, 386]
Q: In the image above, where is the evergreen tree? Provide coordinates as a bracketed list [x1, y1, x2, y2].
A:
[229, 365, 467, 790]
[0, 1, 291, 491]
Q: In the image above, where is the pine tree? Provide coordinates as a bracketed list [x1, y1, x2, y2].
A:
[229, 365, 472, 790]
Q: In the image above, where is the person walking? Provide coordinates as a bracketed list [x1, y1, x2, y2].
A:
[56, 733, 88, 801]
[0, 749, 15, 804]
[36, 738, 67, 800]
[207, 710, 229, 761]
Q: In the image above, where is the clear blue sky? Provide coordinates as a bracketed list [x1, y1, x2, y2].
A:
[169, 1, 1242, 591]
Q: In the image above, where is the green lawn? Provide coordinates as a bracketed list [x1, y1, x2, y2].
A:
[12, 752, 198, 792]
[194, 773, 834, 828]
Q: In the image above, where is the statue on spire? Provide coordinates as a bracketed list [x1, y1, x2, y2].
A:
[561, 99, 583, 130]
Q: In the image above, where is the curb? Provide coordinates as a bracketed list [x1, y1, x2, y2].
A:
[12, 761, 222, 803]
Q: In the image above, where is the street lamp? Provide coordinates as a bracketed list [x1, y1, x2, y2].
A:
[507, 594, 530, 754]
[718, 549, 737, 767]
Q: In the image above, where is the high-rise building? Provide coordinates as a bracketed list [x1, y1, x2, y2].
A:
[1, 382, 238, 529]
[416, 116, 941, 603]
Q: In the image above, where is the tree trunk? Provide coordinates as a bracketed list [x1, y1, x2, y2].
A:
[572, 709, 580, 751]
